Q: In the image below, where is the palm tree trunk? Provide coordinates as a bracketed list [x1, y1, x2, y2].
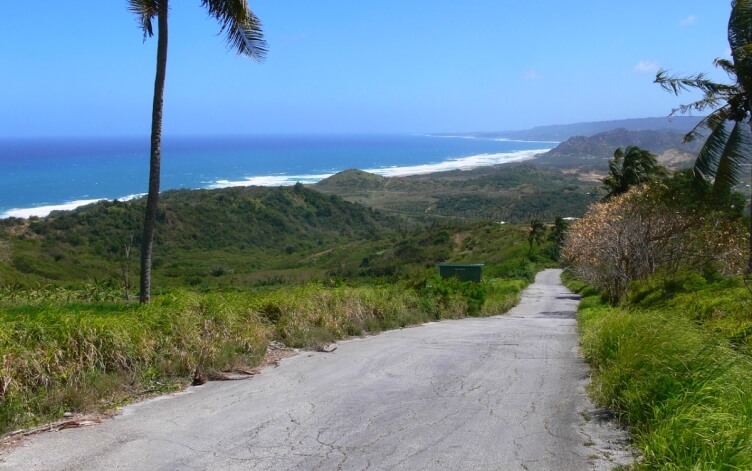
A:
[139, 2, 168, 303]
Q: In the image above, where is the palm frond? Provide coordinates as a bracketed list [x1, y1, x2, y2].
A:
[714, 58, 738, 79]
[711, 120, 752, 196]
[693, 120, 731, 184]
[684, 107, 730, 143]
[730, 0, 752, 50]
[201, 0, 268, 61]
[128, 0, 159, 39]
[655, 70, 736, 97]
[730, 1, 752, 94]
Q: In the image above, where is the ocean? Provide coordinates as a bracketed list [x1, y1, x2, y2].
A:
[0, 134, 555, 218]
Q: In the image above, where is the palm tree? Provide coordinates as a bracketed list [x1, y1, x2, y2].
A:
[528, 219, 546, 255]
[128, 0, 267, 302]
[602, 146, 667, 200]
[548, 216, 569, 259]
[655, 0, 752, 273]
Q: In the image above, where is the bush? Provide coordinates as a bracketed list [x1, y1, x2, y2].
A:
[562, 179, 747, 304]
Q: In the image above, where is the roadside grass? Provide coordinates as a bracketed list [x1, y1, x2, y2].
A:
[0, 292, 270, 434]
[570, 274, 752, 469]
[0, 277, 529, 436]
[481, 278, 527, 315]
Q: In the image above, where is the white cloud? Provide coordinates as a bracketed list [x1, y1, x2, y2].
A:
[634, 60, 659, 73]
[522, 70, 542, 80]
[679, 15, 697, 26]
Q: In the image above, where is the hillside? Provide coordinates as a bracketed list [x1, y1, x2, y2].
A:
[0, 184, 407, 287]
[314, 164, 600, 222]
[478, 116, 704, 141]
[0, 164, 596, 289]
[532, 128, 701, 173]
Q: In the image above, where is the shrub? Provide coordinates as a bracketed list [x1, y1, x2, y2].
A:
[562, 180, 747, 304]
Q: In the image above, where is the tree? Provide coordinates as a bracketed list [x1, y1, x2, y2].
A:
[528, 219, 546, 255]
[655, 0, 752, 273]
[602, 146, 667, 200]
[548, 216, 569, 259]
[128, 0, 267, 302]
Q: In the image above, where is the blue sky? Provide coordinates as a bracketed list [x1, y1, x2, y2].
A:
[0, 1, 733, 137]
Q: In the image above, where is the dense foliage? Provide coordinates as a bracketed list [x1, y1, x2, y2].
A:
[602, 146, 667, 200]
[315, 164, 600, 223]
[0, 185, 404, 290]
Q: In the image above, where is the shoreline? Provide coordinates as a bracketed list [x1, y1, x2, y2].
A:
[0, 148, 551, 219]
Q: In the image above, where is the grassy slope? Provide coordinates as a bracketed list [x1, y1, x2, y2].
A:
[568, 273, 752, 469]
[0, 282, 516, 434]
[0, 179, 571, 291]
[314, 164, 600, 223]
[0, 273, 544, 436]
[0, 184, 408, 289]
[0, 167, 573, 435]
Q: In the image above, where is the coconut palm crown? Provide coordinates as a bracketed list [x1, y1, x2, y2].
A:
[128, 0, 267, 302]
[602, 146, 667, 200]
[655, 0, 752, 273]
[528, 219, 546, 255]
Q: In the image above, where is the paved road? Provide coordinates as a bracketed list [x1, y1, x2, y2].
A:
[0, 269, 631, 470]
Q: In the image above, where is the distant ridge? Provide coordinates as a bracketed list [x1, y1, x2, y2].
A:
[533, 127, 701, 172]
[456, 116, 705, 142]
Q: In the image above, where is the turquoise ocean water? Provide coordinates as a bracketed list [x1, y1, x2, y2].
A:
[0, 134, 555, 218]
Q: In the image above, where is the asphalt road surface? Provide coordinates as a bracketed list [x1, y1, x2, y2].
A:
[0, 269, 632, 470]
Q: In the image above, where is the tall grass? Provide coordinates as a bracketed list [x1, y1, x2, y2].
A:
[0, 278, 527, 435]
[481, 278, 527, 315]
[574, 280, 752, 469]
[0, 292, 270, 434]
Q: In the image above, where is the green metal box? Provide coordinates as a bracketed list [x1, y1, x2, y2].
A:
[437, 263, 484, 283]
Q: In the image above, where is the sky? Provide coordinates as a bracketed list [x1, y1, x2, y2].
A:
[0, 1, 734, 137]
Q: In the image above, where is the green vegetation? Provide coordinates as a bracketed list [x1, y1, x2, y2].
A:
[0, 277, 536, 435]
[0, 184, 402, 290]
[315, 164, 600, 223]
[563, 22, 752, 460]
[656, 0, 752, 272]
[570, 273, 752, 469]
[0, 183, 563, 293]
[0, 180, 562, 435]
[0, 268, 541, 435]
[563, 170, 747, 304]
[534, 128, 700, 173]
[527, 219, 546, 255]
[602, 146, 667, 200]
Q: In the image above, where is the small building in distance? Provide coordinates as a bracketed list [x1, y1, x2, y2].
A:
[437, 263, 484, 283]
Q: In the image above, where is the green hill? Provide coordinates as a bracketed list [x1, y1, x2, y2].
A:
[315, 164, 600, 222]
[0, 184, 407, 288]
[0, 165, 593, 289]
[533, 128, 700, 172]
